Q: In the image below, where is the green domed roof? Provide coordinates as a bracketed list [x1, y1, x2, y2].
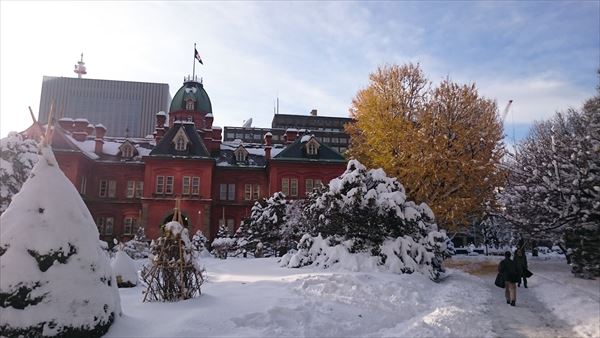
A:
[169, 80, 212, 114]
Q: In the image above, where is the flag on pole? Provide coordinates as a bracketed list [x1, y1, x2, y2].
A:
[194, 48, 203, 65]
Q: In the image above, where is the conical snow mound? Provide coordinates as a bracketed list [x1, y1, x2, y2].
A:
[0, 146, 121, 337]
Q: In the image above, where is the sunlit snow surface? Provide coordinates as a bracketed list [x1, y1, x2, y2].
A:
[106, 257, 493, 337]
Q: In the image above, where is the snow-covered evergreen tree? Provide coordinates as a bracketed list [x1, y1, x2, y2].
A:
[0, 145, 120, 337]
[236, 192, 290, 257]
[123, 226, 151, 259]
[191, 230, 209, 257]
[503, 91, 599, 277]
[282, 160, 452, 280]
[210, 224, 237, 259]
[0, 132, 38, 213]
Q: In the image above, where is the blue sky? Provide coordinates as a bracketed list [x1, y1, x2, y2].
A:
[1, 1, 598, 144]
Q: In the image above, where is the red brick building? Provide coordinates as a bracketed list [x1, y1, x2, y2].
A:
[29, 77, 347, 241]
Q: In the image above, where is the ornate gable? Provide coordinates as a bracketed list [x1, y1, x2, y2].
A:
[233, 145, 249, 163]
[118, 140, 138, 159]
[172, 126, 190, 151]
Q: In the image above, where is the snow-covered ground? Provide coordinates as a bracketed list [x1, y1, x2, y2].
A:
[106, 257, 493, 337]
[105, 255, 599, 338]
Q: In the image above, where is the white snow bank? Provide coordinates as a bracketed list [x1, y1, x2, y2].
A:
[112, 250, 138, 287]
[529, 258, 600, 337]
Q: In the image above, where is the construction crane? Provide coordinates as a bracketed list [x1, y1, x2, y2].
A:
[501, 100, 513, 122]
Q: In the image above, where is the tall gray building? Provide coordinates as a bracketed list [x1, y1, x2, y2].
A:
[38, 76, 170, 137]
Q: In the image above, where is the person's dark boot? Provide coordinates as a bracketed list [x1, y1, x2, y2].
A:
[507, 300, 510, 304]
[510, 301, 516, 306]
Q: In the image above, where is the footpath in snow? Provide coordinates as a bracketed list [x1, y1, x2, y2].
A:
[448, 255, 600, 338]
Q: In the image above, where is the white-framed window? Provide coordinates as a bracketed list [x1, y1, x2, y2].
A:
[135, 181, 143, 198]
[290, 178, 298, 197]
[307, 142, 318, 155]
[108, 180, 117, 198]
[126, 180, 135, 198]
[156, 176, 165, 194]
[191, 177, 200, 195]
[282, 178, 289, 196]
[236, 151, 246, 162]
[99, 179, 108, 197]
[165, 176, 174, 194]
[315, 179, 322, 188]
[122, 146, 133, 158]
[219, 184, 235, 200]
[220, 184, 227, 200]
[175, 137, 186, 151]
[244, 184, 252, 201]
[123, 217, 136, 235]
[228, 184, 235, 200]
[253, 184, 260, 200]
[105, 217, 114, 235]
[183, 176, 191, 195]
[79, 176, 87, 195]
[305, 179, 314, 196]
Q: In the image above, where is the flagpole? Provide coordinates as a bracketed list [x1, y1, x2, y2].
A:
[193, 43, 196, 80]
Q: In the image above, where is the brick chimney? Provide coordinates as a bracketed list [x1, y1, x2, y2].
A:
[284, 128, 298, 144]
[264, 132, 273, 160]
[72, 118, 90, 141]
[58, 118, 74, 132]
[155, 111, 167, 143]
[86, 123, 95, 136]
[94, 124, 106, 155]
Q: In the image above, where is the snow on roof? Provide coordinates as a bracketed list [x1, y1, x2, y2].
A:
[74, 118, 90, 123]
[156, 111, 167, 116]
[59, 117, 74, 122]
[87, 123, 95, 128]
[286, 128, 298, 132]
[300, 135, 313, 143]
[95, 123, 106, 129]
[265, 132, 272, 137]
[212, 126, 222, 130]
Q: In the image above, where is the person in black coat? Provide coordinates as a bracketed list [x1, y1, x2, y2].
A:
[498, 251, 520, 306]
[515, 247, 528, 288]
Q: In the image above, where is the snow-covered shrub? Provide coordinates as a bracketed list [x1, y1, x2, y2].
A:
[211, 224, 238, 259]
[0, 146, 121, 337]
[111, 249, 138, 288]
[282, 160, 451, 280]
[123, 227, 150, 259]
[191, 230, 209, 257]
[141, 221, 204, 301]
[0, 132, 38, 213]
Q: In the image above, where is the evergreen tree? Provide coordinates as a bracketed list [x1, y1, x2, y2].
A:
[236, 192, 289, 257]
[123, 226, 150, 259]
[211, 224, 236, 259]
[191, 230, 209, 256]
[284, 160, 452, 280]
[0, 146, 120, 337]
[0, 132, 38, 213]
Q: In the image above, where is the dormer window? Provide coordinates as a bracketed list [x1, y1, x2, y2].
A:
[234, 145, 249, 163]
[185, 99, 195, 110]
[119, 140, 137, 159]
[172, 126, 190, 151]
[305, 138, 320, 156]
